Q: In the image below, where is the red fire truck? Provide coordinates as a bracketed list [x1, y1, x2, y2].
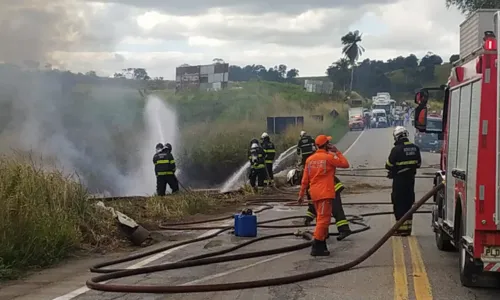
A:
[413, 9, 500, 287]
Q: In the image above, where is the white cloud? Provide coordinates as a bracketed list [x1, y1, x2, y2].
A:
[1, 0, 467, 78]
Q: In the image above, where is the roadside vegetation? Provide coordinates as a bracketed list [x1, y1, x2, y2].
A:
[0, 152, 244, 280]
[157, 80, 349, 185]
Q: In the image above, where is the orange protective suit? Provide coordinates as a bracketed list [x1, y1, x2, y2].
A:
[299, 148, 350, 241]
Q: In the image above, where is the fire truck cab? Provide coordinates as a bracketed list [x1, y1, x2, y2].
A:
[413, 9, 500, 287]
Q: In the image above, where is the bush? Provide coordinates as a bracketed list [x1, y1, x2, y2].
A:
[0, 153, 117, 280]
[0, 153, 233, 280]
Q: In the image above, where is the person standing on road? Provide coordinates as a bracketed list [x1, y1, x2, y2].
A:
[153, 143, 179, 196]
[248, 139, 267, 193]
[304, 175, 352, 241]
[298, 135, 350, 256]
[385, 126, 421, 236]
[260, 132, 276, 186]
[364, 113, 371, 129]
[297, 131, 316, 168]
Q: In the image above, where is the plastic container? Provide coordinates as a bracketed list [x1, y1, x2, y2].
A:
[234, 213, 257, 237]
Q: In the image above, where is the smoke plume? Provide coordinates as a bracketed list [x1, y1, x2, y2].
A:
[0, 1, 161, 196]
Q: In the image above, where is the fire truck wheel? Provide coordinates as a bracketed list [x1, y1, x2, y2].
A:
[459, 219, 481, 287]
[435, 227, 455, 251]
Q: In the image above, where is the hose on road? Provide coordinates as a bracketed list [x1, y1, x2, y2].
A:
[86, 183, 443, 294]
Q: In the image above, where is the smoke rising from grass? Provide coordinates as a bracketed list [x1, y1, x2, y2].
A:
[0, 2, 171, 196]
[0, 67, 153, 195]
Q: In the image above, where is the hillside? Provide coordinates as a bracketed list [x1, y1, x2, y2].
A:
[154, 80, 350, 185]
[386, 63, 452, 88]
[297, 63, 453, 99]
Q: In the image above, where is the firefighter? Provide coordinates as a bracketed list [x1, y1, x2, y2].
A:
[248, 139, 267, 192]
[297, 131, 316, 167]
[260, 132, 276, 186]
[298, 135, 350, 256]
[304, 176, 352, 241]
[385, 126, 421, 236]
[153, 143, 179, 196]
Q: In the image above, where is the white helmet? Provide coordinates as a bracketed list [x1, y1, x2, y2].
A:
[300, 130, 306, 137]
[251, 143, 259, 149]
[261, 132, 269, 139]
[393, 126, 409, 140]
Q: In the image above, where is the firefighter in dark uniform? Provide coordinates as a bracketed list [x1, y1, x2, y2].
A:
[248, 139, 267, 192]
[385, 126, 421, 236]
[297, 130, 316, 167]
[304, 175, 352, 241]
[260, 132, 276, 186]
[153, 143, 179, 196]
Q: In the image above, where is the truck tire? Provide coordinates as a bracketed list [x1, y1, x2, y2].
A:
[435, 226, 455, 251]
[459, 218, 481, 287]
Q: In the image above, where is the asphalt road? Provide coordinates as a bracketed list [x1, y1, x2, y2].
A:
[7, 127, 500, 300]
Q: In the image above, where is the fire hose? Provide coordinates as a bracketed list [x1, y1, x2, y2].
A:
[86, 183, 443, 294]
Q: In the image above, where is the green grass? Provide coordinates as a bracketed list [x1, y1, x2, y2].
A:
[0, 152, 241, 281]
[0, 153, 116, 280]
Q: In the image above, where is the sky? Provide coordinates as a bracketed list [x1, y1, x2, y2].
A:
[0, 0, 466, 79]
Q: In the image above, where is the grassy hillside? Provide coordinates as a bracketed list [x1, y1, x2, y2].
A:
[155, 80, 350, 186]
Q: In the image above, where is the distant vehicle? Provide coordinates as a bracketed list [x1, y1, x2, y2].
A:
[348, 107, 364, 119]
[349, 98, 363, 107]
[414, 114, 442, 152]
[349, 116, 364, 131]
[371, 109, 388, 128]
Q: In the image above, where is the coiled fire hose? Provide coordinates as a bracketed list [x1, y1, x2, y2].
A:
[85, 183, 443, 294]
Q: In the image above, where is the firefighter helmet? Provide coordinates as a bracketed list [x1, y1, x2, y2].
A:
[261, 132, 269, 139]
[300, 130, 307, 137]
[393, 126, 409, 140]
[155, 143, 164, 153]
[251, 143, 259, 149]
[164, 143, 172, 151]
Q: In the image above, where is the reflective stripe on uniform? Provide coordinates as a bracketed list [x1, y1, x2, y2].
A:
[336, 219, 349, 227]
[306, 211, 316, 218]
[386, 160, 393, 167]
[335, 182, 344, 192]
[155, 159, 173, 165]
[264, 149, 276, 153]
[265, 160, 273, 163]
[395, 160, 418, 166]
[252, 164, 265, 169]
[157, 171, 174, 175]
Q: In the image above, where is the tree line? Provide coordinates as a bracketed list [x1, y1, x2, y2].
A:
[326, 52, 456, 98]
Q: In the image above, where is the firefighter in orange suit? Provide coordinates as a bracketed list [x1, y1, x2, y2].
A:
[298, 135, 350, 256]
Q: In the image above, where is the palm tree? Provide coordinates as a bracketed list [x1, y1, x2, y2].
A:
[341, 30, 365, 92]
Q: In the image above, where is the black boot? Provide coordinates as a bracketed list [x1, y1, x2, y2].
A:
[310, 239, 330, 257]
[337, 226, 352, 241]
[320, 240, 330, 256]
